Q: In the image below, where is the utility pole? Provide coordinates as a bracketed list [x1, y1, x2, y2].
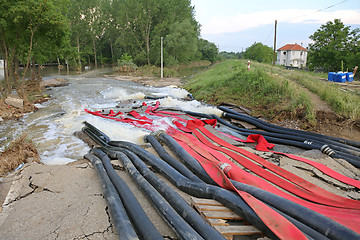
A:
[161, 37, 163, 79]
[272, 20, 277, 66]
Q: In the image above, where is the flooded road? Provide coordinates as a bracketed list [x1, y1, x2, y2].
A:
[0, 68, 220, 165]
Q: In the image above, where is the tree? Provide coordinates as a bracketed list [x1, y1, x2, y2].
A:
[243, 42, 273, 63]
[308, 19, 360, 71]
[198, 39, 218, 63]
[113, 0, 200, 66]
[0, 0, 69, 97]
[165, 19, 199, 65]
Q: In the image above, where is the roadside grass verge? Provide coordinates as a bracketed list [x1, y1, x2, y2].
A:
[184, 59, 316, 125]
[259, 63, 360, 121]
[288, 73, 360, 120]
[133, 61, 211, 78]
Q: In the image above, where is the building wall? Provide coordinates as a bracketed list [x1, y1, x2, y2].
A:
[276, 50, 307, 68]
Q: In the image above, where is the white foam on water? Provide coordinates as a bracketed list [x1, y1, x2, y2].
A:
[155, 86, 190, 99]
[151, 117, 176, 133]
[83, 117, 149, 144]
[102, 87, 145, 101]
[90, 103, 118, 109]
[159, 97, 223, 116]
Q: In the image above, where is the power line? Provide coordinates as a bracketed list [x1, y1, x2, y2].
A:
[316, 0, 349, 12]
[263, 28, 274, 45]
[282, 0, 350, 22]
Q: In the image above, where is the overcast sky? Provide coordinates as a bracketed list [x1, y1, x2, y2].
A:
[191, 0, 360, 52]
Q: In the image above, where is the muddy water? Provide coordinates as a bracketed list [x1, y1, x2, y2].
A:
[1, 68, 221, 165]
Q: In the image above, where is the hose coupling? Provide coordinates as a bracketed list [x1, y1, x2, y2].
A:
[150, 130, 166, 141]
[218, 162, 232, 174]
[321, 145, 335, 156]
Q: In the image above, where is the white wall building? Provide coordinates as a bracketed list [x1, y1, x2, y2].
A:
[276, 44, 308, 68]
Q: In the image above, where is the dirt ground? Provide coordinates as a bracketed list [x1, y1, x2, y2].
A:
[1, 76, 360, 240]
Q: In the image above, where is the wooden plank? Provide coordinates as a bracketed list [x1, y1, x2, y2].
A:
[215, 225, 262, 236]
[202, 210, 241, 220]
[191, 196, 264, 239]
[190, 197, 222, 206]
[207, 218, 230, 226]
[196, 204, 234, 212]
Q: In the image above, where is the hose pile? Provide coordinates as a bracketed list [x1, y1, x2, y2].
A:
[215, 106, 360, 168]
[83, 100, 360, 240]
[83, 120, 360, 240]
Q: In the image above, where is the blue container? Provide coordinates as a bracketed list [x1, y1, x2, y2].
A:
[346, 72, 354, 82]
[328, 72, 335, 81]
[334, 73, 346, 83]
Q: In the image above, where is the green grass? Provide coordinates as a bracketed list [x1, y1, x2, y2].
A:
[185, 59, 316, 125]
[259, 63, 360, 121]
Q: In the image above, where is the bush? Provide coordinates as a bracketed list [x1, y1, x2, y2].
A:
[116, 53, 137, 72]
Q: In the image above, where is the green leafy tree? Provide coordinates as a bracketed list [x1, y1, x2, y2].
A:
[243, 42, 273, 63]
[308, 19, 360, 71]
[113, 0, 199, 66]
[0, 0, 69, 97]
[165, 19, 199, 65]
[198, 39, 218, 63]
[218, 51, 242, 60]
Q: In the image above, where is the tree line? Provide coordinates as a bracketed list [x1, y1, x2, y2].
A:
[0, 0, 218, 98]
[221, 19, 359, 73]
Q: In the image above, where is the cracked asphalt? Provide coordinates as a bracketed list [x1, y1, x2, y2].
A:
[0, 159, 178, 239]
[1, 130, 359, 240]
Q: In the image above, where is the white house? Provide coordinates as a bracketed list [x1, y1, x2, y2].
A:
[276, 44, 308, 68]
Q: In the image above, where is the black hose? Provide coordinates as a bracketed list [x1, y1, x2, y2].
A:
[212, 115, 360, 167]
[100, 144, 279, 240]
[218, 106, 360, 148]
[154, 132, 217, 185]
[82, 123, 338, 239]
[183, 110, 213, 120]
[215, 118, 360, 157]
[83, 126, 108, 147]
[90, 148, 163, 240]
[144, 96, 166, 100]
[84, 121, 110, 143]
[223, 112, 360, 154]
[229, 180, 360, 240]
[115, 151, 204, 240]
[84, 153, 139, 240]
[108, 136, 216, 185]
[144, 134, 203, 183]
[119, 148, 226, 240]
[115, 138, 330, 240]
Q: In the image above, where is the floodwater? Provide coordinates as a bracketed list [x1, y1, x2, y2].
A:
[0, 67, 221, 165]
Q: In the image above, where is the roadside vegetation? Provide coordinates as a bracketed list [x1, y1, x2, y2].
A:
[259, 64, 360, 121]
[0, 134, 40, 177]
[185, 59, 316, 126]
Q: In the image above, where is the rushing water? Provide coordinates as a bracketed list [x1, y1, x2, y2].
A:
[0, 68, 221, 165]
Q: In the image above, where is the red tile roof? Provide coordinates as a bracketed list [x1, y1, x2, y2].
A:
[277, 44, 308, 51]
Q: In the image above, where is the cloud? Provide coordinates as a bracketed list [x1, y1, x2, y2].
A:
[202, 9, 360, 34]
